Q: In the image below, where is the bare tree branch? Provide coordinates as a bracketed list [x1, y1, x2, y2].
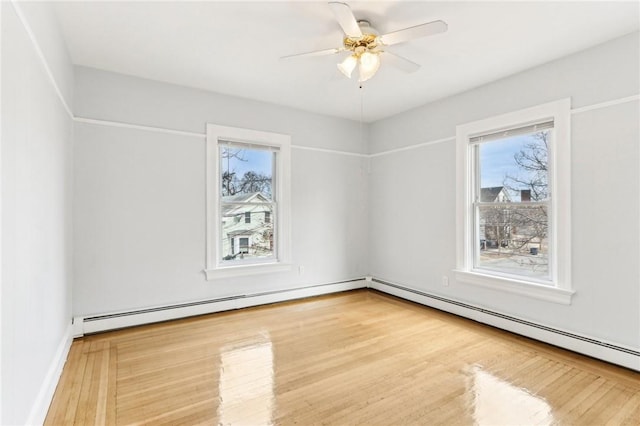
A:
[503, 131, 549, 201]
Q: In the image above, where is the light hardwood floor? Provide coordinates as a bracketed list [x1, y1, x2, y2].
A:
[46, 290, 640, 425]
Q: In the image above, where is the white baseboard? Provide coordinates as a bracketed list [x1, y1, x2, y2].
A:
[369, 278, 640, 372]
[26, 323, 73, 426]
[71, 275, 638, 372]
[74, 279, 367, 336]
[32, 276, 638, 426]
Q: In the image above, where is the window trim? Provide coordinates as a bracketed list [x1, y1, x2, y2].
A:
[205, 124, 292, 280]
[455, 99, 573, 304]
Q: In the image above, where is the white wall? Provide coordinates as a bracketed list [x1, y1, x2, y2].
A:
[73, 67, 369, 316]
[1, 1, 74, 424]
[369, 32, 640, 349]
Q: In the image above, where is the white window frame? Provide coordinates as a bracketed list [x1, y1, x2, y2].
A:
[205, 124, 292, 279]
[455, 99, 574, 304]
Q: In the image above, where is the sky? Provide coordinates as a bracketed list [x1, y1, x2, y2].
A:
[221, 147, 273, 178]
[479, 132, 546, 199]
[220, 135, 545, 199]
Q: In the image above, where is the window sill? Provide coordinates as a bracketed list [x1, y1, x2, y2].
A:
[454, 270, 574, 305]
[205, 262, 292, 280]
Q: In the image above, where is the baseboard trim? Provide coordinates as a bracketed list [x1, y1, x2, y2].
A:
[71, 276, 638, 371]
[369, 278, 640, 372]
[74, 279, 367, 336]
[26, 323, 73, 426]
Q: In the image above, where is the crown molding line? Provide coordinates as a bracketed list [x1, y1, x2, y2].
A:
[74, 116, 370, 157]
[75, 89, 638, 158]
[74, 117, 206, 139]
[290, 144, 369, 158]
[368, 94, 640, 158]
[369, 136, 456, 158]
[10, 0, 74, 120]
[570, 94, 639, 115]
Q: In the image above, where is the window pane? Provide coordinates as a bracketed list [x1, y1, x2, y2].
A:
[220, 146, 274, 200]
[221, 203, 274, 261]
[476, 204, 549, 279]
[479, 131, 549, 202]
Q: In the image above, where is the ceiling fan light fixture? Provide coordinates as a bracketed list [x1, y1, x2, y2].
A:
[283, 3, 448, 85]
[337, 54, 358, 78]
[358, 51, 381, 82]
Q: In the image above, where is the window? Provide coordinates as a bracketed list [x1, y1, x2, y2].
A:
[220, 143, 272, 261]
[239, 237, 249, 254]
[474, 124, 551, 279]
[206, 124, 291, 279]
[455, 99, 573, 304]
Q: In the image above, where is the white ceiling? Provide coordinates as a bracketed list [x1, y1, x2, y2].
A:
[53, 1, 639, 122]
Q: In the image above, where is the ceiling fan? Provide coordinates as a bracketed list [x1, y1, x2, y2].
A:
[282, 2, 448, 83]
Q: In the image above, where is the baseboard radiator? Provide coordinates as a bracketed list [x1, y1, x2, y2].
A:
[73, 276, 639, 372]
[73, 279, 367, 336]
[369, 277, 640, 372]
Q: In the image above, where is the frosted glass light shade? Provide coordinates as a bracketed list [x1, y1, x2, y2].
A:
[358, 51, 380, 82]
[337, 55, 358, 78]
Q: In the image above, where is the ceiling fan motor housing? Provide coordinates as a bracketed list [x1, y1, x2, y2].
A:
[343, 20, 381, 53]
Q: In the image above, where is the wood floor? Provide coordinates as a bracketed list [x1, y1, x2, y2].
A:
[46, 290, 640, 425]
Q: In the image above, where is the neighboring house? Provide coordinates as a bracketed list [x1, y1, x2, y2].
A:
[480, 186, 511, 203]
[221, 192, 273, 260]
[479, 186, 512, 248]
[479, 187, 546, 252]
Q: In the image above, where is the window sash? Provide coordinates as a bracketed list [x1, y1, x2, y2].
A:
[219, 140, 280, 153]
[220, 201, 274, 206]
[217, 140, 278, 265]
[219, 201, 277, 265]
[218, 146, 277, 202]
[469, 120, 554, 144]
[470, 128, 554, 282]
[474, 201, 548, 207]
[472, 201, 551, 282]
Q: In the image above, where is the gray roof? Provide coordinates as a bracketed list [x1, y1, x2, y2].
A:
[480, 186, 506, 202]
[228, 230, 254, 237]
[221, 192, 268, 203]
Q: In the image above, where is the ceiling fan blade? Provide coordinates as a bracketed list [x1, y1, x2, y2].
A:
[379, 20, 447, 46]
[280, 47, 343, 60]
[328, 2, 362, 37]
[383, 50, 421, 73]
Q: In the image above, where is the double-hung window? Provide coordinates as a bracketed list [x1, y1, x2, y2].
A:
[206, 124, 291, 279]
[455, 99, 573, 304]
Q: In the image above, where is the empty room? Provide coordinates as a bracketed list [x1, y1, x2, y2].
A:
[1, 0, 639, 424]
